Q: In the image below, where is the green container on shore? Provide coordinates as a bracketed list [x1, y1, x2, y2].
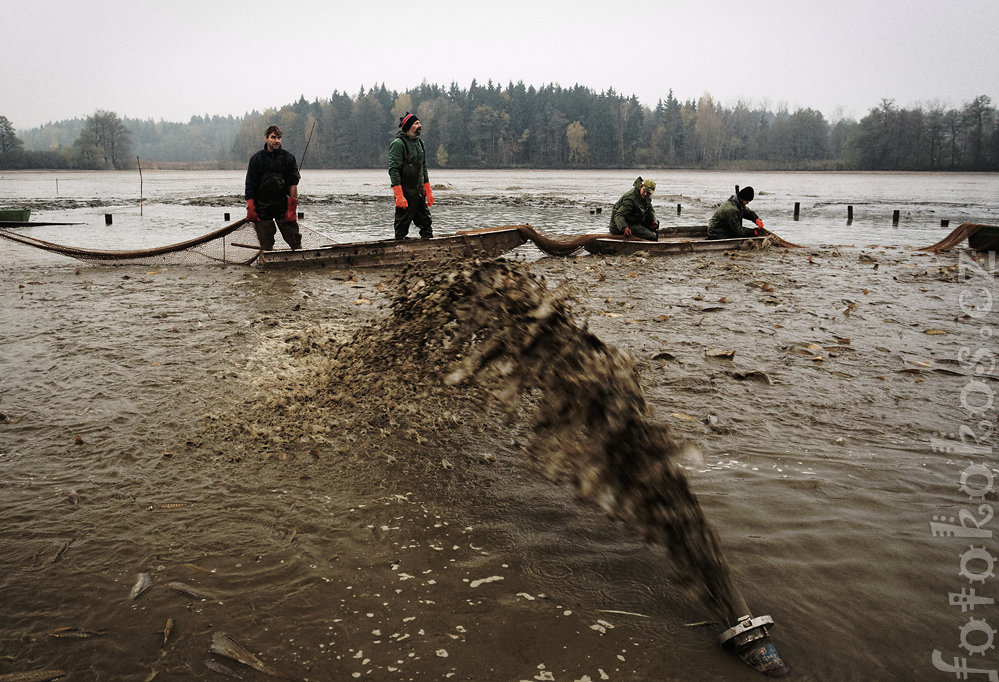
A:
[0, 208, 31, 222]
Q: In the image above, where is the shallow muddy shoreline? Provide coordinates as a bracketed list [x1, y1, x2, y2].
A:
[1, 239, 996, 680]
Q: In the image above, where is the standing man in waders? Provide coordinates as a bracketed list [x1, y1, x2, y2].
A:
[245, 125, 302, 250]
[388, 112, 434, 240]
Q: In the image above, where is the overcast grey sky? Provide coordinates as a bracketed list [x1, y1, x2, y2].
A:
[4, 0, 997, 131]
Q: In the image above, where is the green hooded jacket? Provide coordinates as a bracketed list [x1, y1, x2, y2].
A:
[707, 195, 760, 239]
[609, 177, 657, 235]
[388, 131, 430, 192]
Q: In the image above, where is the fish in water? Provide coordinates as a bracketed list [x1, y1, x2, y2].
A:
[167, 582, 213, 600]
[129, 572, 153, 600]
[209, 632, 286, 678]
[48, 627, 106, 638]
[204, 659, 244, 679]
[160, 618, 174, 648]
[51, 541, 70, 564]
[0, 671, 68, 682]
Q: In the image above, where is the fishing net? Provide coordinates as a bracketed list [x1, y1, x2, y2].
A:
[515, 224, 606, 256]
[918, 222, 998, 252]
[0, 219, 332, 266]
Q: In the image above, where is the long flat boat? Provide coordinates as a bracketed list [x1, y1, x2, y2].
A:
[257, 225, 529, 269]
[581, 224, 792, 256]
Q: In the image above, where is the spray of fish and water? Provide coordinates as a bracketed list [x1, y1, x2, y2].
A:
[221, 256, 789, 676]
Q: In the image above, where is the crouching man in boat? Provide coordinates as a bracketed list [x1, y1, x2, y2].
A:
[388, 112, 434, 240]
[244, 125, 302, 250]
[707, 186, 764, 239]
[609, 177, 659, 241]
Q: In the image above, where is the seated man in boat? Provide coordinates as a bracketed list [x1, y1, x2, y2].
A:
[707, 186, 764, 239]
[609, 177, 659, 241]
[388, 112, 434, 240]
[244, 125, 302, 250]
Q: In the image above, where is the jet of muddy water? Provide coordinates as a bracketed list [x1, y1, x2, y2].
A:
[342, 258, 790, 676]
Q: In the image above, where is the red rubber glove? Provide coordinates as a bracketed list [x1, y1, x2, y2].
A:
[284, 196, 298, 223]
[424, 182, 434, 207]
[245, 199, 259, 222]
[392, 185, 408, 209]
[755, 218, 765, 229]
[623, 227, 633, 238]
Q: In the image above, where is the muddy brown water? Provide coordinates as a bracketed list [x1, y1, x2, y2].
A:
[2, 172, 998, 680]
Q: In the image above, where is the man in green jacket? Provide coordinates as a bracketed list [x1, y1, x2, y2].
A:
[609, 177, 659, 241]
[707, 186, 765, 239]
[388, 112, 434, 240]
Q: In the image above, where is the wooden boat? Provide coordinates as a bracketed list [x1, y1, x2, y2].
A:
[0, 208, 30, 222]
[256, 225, 529, 269]
[582, 224, 791, 256]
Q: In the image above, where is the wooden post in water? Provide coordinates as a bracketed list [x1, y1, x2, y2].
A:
[137, 156, 143, 217]
[224, 212, 230, 221]
[677, 203, 682, 216]
[941, 219, 950, 227]
[793, 202, 800, 221]
[105, 214, 113, 226]
[892, 210, 900, 227]
[847, 206, 853, 225]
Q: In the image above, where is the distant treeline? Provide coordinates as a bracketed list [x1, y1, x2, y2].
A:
[3, 82, 998, 171]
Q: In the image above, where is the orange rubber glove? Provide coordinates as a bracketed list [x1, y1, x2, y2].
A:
[755, 218, 765, 229]
[623, 227, 633, 238]
[284, 196, 298, 223]
[424, 182, 434, 207]
[392, 185, 408, 209]
[246, 199, 259, 222]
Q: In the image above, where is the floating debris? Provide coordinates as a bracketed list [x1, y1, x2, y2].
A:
[600, 609, 650, 619]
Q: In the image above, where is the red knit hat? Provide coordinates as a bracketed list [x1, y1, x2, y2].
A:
[399, 112, 419, 132]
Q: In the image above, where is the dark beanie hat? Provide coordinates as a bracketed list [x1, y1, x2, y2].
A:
[738, 186, 755, 202]
[400, 112, 419, 132]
